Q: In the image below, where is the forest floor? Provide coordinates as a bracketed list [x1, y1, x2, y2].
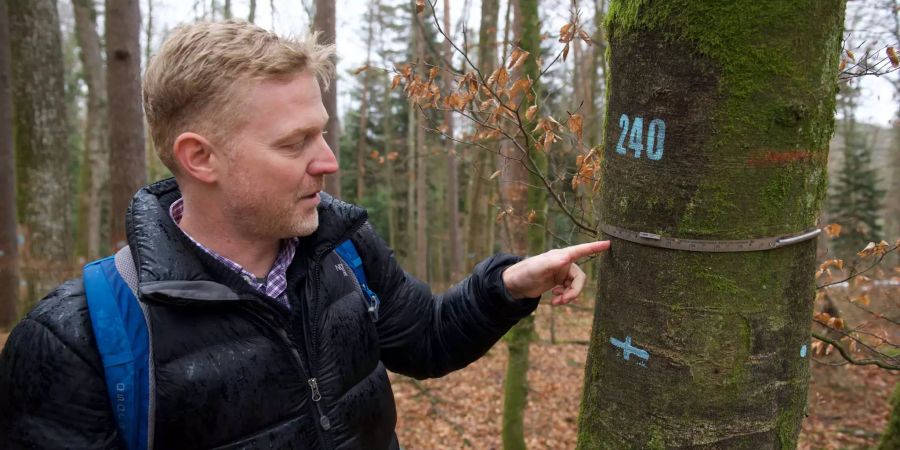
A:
[391, 298, 899, 449]
[0, 293, 894, 449]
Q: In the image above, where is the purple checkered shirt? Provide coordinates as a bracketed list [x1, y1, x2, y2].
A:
[170, 198, 298, 309]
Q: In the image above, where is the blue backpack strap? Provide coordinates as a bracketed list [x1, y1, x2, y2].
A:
[335, 239, 381, 322]
[84, 257, 151, 450]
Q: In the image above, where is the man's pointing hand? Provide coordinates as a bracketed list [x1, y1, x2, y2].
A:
[501, 241, 611, 305]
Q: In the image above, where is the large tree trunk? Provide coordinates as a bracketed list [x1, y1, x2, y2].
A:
[501, 1, 542, 449]
[879, 382, 900, 450]
[74, 0, 110, 261]
[577, 1, 846, 448]
[464, 0, 499, 270]
[0, 0, 18, 327]
[9, 0, 74, 308]
[442, 0, 463, 282]
[313, 0, 340, 198]
[106, 0, 145, 251]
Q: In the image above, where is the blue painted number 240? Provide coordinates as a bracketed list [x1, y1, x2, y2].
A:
[615, 114, 665, 161]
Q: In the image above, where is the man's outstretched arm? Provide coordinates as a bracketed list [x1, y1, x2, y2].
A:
[350, 222, 609, 379]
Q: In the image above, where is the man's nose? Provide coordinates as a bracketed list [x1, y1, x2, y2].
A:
[308, 137, 339, 175]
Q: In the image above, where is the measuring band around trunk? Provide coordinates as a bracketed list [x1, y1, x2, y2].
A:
[600, 223, 821, 253]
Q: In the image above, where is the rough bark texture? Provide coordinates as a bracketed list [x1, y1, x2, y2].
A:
[442, 0, 462, 282]
[879, 382, 900, 450]
[313, 0, 340, 198]
[74, 0, 110, 261]
[502, 0, 541, 448]
[0, 0, 18, 327]
[106, 0, 146, 250]
[9, 0, 74, 310]
[465, 0, 499, 270]
[577, 1, 846, 448]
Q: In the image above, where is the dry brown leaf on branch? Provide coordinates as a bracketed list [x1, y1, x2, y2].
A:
[527, 210, 537, 223]
[823, 223, 842, 238]
[559, 23, 574, 43]
[415, 0, 425, 14]
[495, 210, 507, 223]
[386, 152, 399, 161]
[391, 74, 402, 90]
[851, 294, 871, 306]
[370, 150, 380, 159]
[428, 66, 439, 82]
[578, 30, 593, 45]
[818, 258, 844, 272]
[510, 49, 530, 70]
[489, 170, 501, 180]
[507, 78, 532, 101]
[888, 46, 899, 67]
[353, 65, 369, 75]
[563, 44, 570, 62]
[568, 113, 584, 142]
[839, 59, 847, 71]
[525, 105, 538, 121]
[846, 49, 856, 62]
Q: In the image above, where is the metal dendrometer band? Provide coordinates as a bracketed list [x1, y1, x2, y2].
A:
[599, 223, 822, 253]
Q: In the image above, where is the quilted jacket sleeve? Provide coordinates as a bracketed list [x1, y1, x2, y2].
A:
[0, 282, 122, 450]
[350, 222, 540, 379]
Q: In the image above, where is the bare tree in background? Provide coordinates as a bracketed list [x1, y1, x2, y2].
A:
[313, 0, 340, 197]
[8, 0, 74, 308]
[106, 0, 146, 250]
[73, 0, 110, 261]
[0, 0, 18, 327]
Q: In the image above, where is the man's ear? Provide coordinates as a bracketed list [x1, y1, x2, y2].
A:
[172, 132, 220, 184]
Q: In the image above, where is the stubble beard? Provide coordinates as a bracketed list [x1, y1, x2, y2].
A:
[225, 192, 320, 240]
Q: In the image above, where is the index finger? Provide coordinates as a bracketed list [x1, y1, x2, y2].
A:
[563, 240, 611, 261]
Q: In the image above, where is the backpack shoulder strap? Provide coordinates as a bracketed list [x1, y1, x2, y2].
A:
[334, 239, 381, 322]
[84, 254, 151, 450]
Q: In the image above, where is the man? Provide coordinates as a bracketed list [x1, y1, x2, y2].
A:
[0, 21, 608, 449]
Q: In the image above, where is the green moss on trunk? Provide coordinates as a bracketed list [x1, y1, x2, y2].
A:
[879, 382, 900, 450]
[577, 1, 846, 448]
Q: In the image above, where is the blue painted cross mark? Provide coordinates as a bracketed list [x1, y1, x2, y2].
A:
[610, 335, 650, 366]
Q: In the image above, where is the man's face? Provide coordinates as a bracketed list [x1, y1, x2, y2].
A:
[218, 71, 337, 240]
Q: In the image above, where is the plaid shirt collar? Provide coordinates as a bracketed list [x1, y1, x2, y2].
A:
[169, 197, 298, 309]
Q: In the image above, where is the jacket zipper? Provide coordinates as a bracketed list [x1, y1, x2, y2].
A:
[297, 216, 369, 447]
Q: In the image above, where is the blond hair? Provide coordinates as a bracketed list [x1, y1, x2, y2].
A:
[142, 20, 335, 171]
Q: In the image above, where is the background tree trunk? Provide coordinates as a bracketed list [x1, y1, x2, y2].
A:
[465, 0, 499, 270]
[414, 6, 428, 281]
[0, 0, 18, 327]
[501, 0, 542, 448]
[74, 0, 110, 261]
[313, 0, 340, 198]
[106, 0, 146, 250]
[577, 1, 846, 448]
[9, 0, 74, 308]
[247, 0, 256, 23]
[442, 0, 463, 282]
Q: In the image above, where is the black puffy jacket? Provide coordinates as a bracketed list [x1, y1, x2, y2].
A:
[0, 178, 539, 449]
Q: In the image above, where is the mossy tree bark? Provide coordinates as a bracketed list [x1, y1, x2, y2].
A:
[501, 0, 543, 449]
[0, 0, 18, 328]
[879, 382, 900, 450]
[9, 0, 74, 310]
[106, 0, 146, 250]
[577, 1, 846, 448]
